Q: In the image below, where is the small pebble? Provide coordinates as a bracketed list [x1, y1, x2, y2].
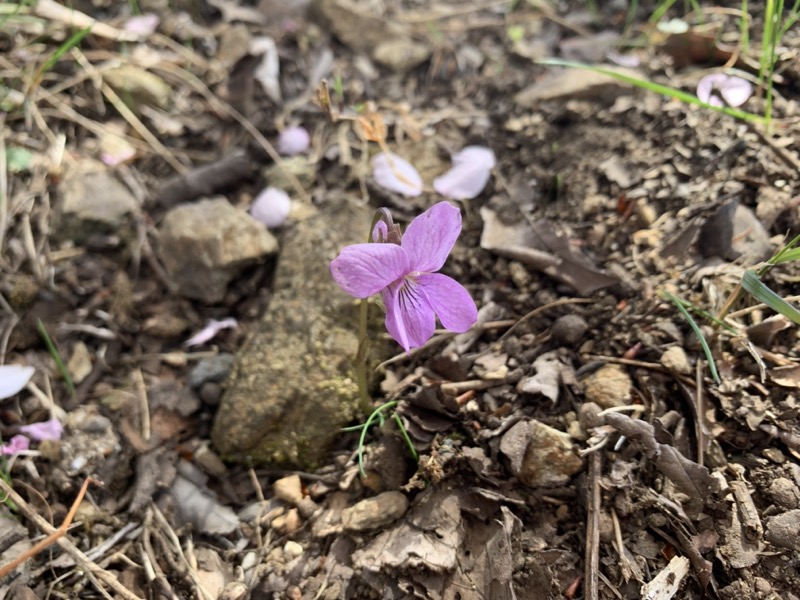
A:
[271, 508, 301, 534]
[551, 314, 588, 346]
[283, 541, 303, 558]
[660, 346, 691, 374]
[188, 354, 235, 389]
[582, 364, 632, 409]
[341, 491, 409, 531]
[273, 474, 303, 505]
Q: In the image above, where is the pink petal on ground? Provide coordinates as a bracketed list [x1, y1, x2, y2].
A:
[402, 201, 462, 273]
[278, 126, 310, 155]
[434, 146, 495, 200]
[697, 73, 750, 107]
[719, 76, 753, 107]
[184, 318, 239, 348]
[372, 153, 423, 197]
[19, 418, 63, 441]
[606, 51, 641, 68]
[0, 365, 35, 400]
[1, 435, 30, 456]
[250, 187, 292, 228]
[124, 13, 159, 37]
[451, 146, 496, 169]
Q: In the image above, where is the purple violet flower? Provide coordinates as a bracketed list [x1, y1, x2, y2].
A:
[330, 202, 478, 352]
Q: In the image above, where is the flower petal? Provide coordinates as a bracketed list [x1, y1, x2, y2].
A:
[331, 243, 409, 298]
[697, 73, 728, 104]
[372, 153, 423, 197]
[1, 435, 30, 456]
[184, 318, 239, 347]
[278, 126, 310, 155]
[19, 418, 63, 442]
[433, 163, 492, 200]
[250, 187, 292, 228]
[719, 76, 752, 107]
[417, 273, 477, 332]
[402, 201, 462, 273]
[383, 280, 436, 352]
[0, 364, 35, 400]
[451, 145, 496, 170]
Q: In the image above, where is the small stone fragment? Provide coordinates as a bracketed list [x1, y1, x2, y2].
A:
[219, 582, 249, 600]
[158, 199, 278, 303]
[767, 478, 800, 510]
[283, 541, 303, 558]
[341, 491, 409, 531]
[551, 314, 589, 346]
[189, 354, 235, 389]
[582, 364, 632, 409]
[271, 508, 301, 535]
[764, 509, 800, 551]
[103, 65, 171, 110]
[273, 475, 303, 506]
[660, 346, 691, 374]
[67, 341, 93, 384]
[56, 160, 140, 243]
[500, 420, 585, 487]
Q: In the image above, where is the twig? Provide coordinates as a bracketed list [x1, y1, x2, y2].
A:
[584, 452, 601, 600]
[0, 479, 143, 600]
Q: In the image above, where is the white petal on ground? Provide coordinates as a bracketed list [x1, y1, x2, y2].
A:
[250, 187, 292, 228]
[372, 152, 423, 197]
[278, 126, 310, 155]
[123, 13, 159, 36]
[250, 36, 282, 102]
[719, 76, 753, 107]
[433, 146, 495, 199]
[184, 318, 239, 348]
[0, 365, 35, 400]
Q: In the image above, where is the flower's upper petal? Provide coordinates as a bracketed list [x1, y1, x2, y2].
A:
[331, 243, 409, 298]
[451, 146, 496, 170]
[19, 418, 63, 442]
[417, 273, 477, 333]
[384, 280, 436, 352]
[1, 435, 29, 456]
[402, 201, 462, 273]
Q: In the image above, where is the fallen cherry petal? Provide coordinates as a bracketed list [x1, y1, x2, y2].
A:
[0, 365, 35, 400]
[278, 126, 310, 155]
[1, 435, 30, 456]
[372, 153, 423, 197]
[124, 13, 160, 37]
[433, 146, 496, 200]
[19, 418, 64, 442]
[250, 187, 292, 228]
[697, 73, 752, 108]
[184, 318, 239, 347]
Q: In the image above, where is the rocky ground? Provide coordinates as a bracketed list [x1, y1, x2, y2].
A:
[1, 0, 800, 599]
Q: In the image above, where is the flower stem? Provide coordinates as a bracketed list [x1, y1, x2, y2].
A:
[355, 297, 372, 415]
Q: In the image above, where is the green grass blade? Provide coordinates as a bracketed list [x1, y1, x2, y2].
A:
[36, 319, 76, 397]
[663, 292, 721, 384]
[741, 270, 800, 324]
[536, 58, 764, 124]
[34, 25, 92, 83]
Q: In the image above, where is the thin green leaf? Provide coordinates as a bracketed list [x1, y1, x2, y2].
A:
[663, 292, 721, 384]
[536, 58, 764, 124]
[36, 319, 76, 397]
[741, 270, 800, 324]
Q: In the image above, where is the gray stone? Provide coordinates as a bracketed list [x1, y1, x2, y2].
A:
[551, 314, 588, 346]
[211, 199, 372, 468]
[56, 160, 140, 243]
[158, 198, 278, 303]
[764, 509, 800, 551]
[189, 354, 235, 389]
[500, 420, 584, 488]
[342, 491, 409, 531]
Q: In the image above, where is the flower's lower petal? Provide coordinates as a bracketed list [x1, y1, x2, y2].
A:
[384, 280, 436, 352]
[331, 243, 409, 298]
[417, 273, 477, 333]
[402, 201, 462, 273]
